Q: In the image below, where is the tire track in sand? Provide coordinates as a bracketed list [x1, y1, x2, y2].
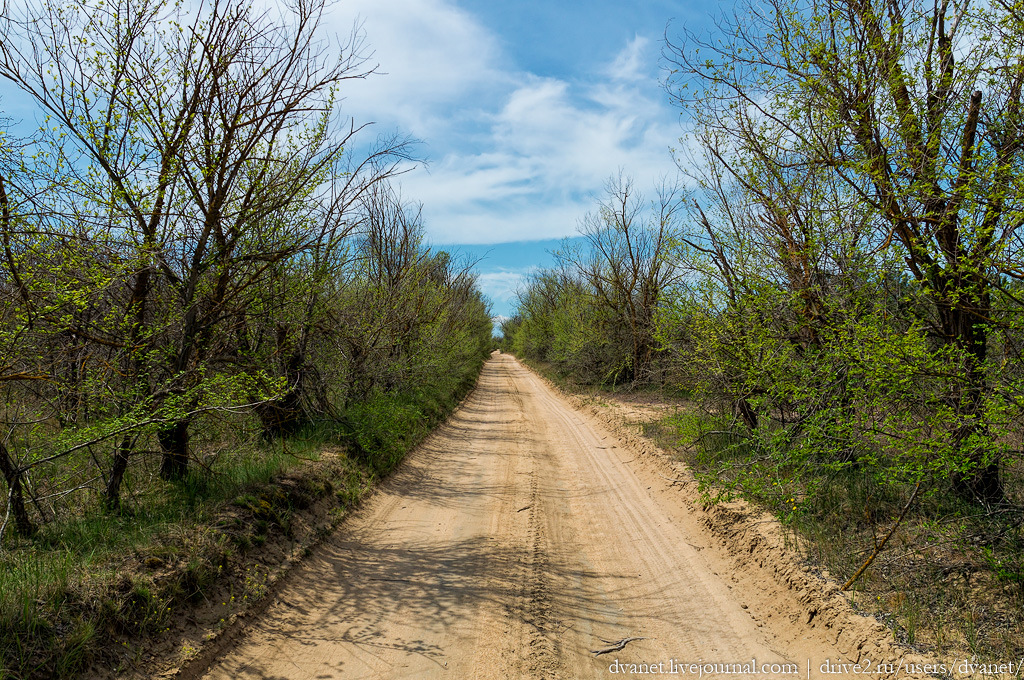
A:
[195, 354, 899, 679]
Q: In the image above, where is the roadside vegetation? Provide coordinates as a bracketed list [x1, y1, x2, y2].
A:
[502, 0, 1024, 666]
[0, 0, 493, 676]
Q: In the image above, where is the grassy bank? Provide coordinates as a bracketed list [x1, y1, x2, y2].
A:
[0, 366, 483, 679]
[644, 408, 1024, 669]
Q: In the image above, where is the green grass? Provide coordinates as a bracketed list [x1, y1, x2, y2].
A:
[0, 434, 305, 678]
[647, 406, 1024, 667]
[0, 353, 488, 679]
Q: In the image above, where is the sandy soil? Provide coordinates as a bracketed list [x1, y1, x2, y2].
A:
[189, 355, 932, 679]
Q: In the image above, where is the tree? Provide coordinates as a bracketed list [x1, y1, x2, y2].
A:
[0, 0, 380, 485]
[556, 174, 685, 383]
[245, 144, 414, 439]
[666, 0, 1024, 502]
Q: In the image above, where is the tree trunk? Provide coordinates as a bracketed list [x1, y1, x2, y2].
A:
[952, 460, 1003, 503]
[256, 385, 303, 439]
[736, 397, 759, 431]
[947, 380, 1003, 503]
[256, 325, 306, 438]
[158, 421, 190, 481]
[0, 441, 34, 537]
[105, 435, 132, 510]
[940, 293, 1003, 504]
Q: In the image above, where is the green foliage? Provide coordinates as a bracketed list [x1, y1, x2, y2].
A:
[342, 393, 427, 475]
[665, 264, 1022, 502]
[0, 0, 492, 675]
[664, 0, 1024, 502]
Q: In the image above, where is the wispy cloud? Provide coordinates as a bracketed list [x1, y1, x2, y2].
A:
[605, 35, 651, 82]
[475, 267, 538, 307]
[325, 0, 511, 135]
[324, 2, 682, 246]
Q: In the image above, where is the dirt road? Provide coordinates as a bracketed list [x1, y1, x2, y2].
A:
[197, 355, 915, 679]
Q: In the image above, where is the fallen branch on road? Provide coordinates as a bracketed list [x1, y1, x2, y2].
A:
[591, 636, 647, 655]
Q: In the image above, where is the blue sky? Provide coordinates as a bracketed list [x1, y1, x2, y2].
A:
[0, 0, 713, 321]
[320, 0, 710, 319]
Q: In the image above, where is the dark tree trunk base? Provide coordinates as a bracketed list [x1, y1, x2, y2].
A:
[256, 389, 304, 440]
[105, 436, 132, 510]
[952, 461, 1004, 505]
[158, 421, 191, 481]
[736, 397, 758, 431]
[0, 441, 35, 537]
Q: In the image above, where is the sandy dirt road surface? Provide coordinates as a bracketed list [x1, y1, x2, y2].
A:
[197, 355, 917, 679]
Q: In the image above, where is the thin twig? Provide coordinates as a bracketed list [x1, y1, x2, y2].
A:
[591, 636, 648, 655]
[842, 482, 922, 591]
[30, 479, 99, 503]
[369, 578, 413, 583]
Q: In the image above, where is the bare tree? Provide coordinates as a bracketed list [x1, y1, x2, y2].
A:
[560, 174, 685, 383]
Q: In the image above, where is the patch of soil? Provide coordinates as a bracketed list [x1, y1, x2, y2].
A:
[84, 448, 367, 679]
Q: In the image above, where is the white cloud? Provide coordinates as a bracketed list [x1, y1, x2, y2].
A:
[322, 1, 681, 245]
[420, 199, 587, 243]
[411, 63, 679, 241]
[475, 267, 538, 309]
[324, 0, 511, 137]
[605, 35, 651, 82]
